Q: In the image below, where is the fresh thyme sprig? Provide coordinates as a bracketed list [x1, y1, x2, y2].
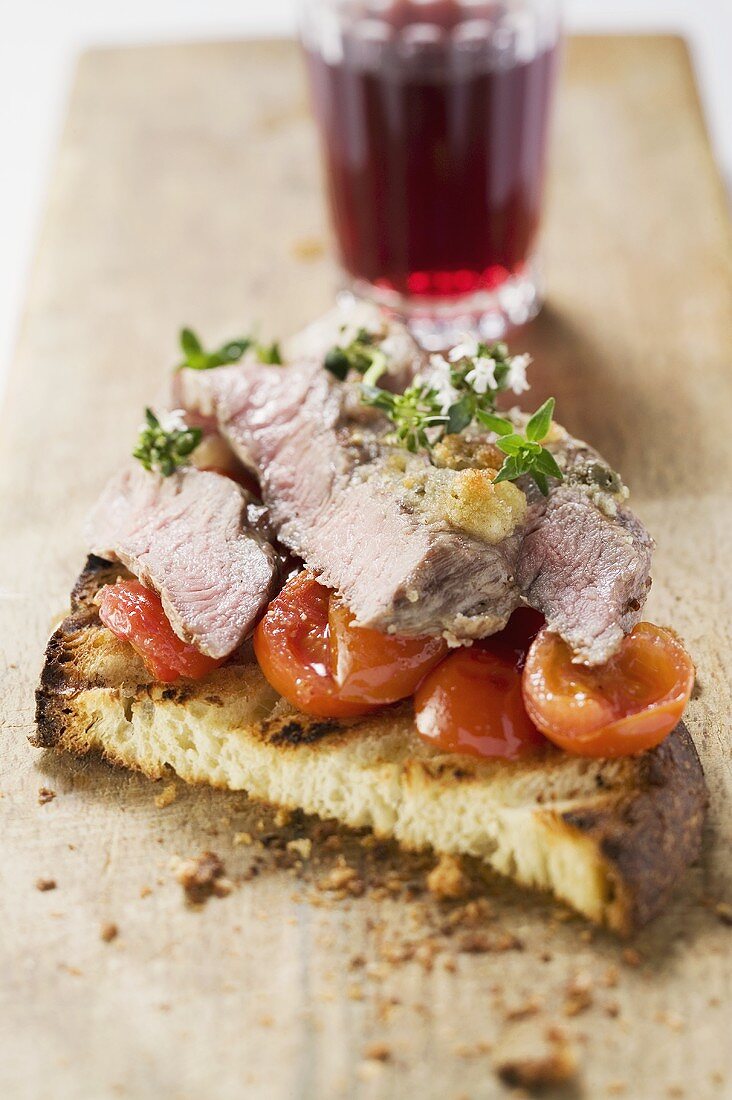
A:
[440, 339, 530, 432]
[360, 337, 563, 495]
[324, 328, 388, 385]
[361, 382, 448, 453]
[132, 408, 202, 477]
[177, 327, 281, 370]
[485, 399, 564, 496]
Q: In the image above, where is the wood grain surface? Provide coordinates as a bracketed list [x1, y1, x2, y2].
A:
[1, 36, 731, 1100]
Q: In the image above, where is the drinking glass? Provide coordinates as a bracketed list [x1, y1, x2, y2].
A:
[300, 0, 562, 348]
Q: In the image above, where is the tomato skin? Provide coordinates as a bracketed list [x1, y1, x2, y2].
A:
[97, 579, 224, 682]
[522, 623, 695, 758]
[254, 573, 378, 718]
[415, 645, 547, 760]
[254, 573, 448, 718]
[328, 600, 448, 705]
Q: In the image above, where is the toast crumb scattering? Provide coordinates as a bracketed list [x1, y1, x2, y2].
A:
[563, 972, 594, 1016]
[100, 922, 118, 943]
[493, 1019, 579, 1089]
[440, 897, 494, 931]
[459, 931, 523, 954]
[426, 854, 471, 900]
[362, 1043, 392, 1063]
[171, 851, 232, 904]
[621, 948, 643, 968]
[504, 997, 543, 1022]
[317, 859, 365, 897]
[35, 878, 57, 891]
[286, 838, 312, 860]
[713, 901, 732, 926]
[154, 782, 178, 808]
[37, 787, 56, 805]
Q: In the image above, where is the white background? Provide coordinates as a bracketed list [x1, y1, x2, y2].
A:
[1, 1, 730, 393]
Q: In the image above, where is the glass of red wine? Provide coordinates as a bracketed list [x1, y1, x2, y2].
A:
[300, 0, 562, 348]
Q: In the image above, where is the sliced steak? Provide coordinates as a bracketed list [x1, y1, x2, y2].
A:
[175, 317, 654, 664]
[516, 485, 654, 665]
[177, 361, 524, 639]
[85, 465, 278, 658]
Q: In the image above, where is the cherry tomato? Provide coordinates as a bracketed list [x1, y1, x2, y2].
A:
[254, 573, 376, 718]
[415, 644, 548, 760]
[97, 579, 224, 682]
[328, 599, 447, 705]
[254, 573, 448, 718]
[522, 623, 695, 757]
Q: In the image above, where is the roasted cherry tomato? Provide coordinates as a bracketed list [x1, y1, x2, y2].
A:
[328, 599, 447, 705]
[522, 623, 695, 757]
[254, 573, 375, 717]
[254, 572, 447, 718]
[414, 643, 548, 760]
[97, 579, 224, 683]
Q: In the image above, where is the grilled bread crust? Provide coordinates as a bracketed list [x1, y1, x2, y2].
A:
[33, 556, 707, 935]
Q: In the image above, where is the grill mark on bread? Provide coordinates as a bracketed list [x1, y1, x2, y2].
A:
[266, 717, 344, 747]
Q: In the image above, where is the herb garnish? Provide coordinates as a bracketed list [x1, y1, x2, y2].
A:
[132, 408, 202, 477]
[360, 337, 563, 495]
[177, 327, 281, 370]
[324, 328, 387, 385]
[485, 399, 564, 496]
[361, 383, 448, 453]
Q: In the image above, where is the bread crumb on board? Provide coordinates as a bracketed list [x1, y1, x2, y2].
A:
[426, 854, 471, 900]
[100, 922, 119, 943]
[493, 1019, 579, 1089]
[171, 851, 232, 905]
[286, 838, 312, 860]
[713, 901, 732, 926]
[362, 1042, 392, 1063]
[38, 787, 56, 805]
[154, 782, 178, 809]
[563, 972, 594, 1016]
[35, 878, 57, 892]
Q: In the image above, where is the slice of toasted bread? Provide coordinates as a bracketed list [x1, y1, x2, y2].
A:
[33, 556, 707, 935]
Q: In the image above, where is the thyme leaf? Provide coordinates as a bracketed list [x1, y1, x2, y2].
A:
[132, 408, 202, 477]
[177, 327, 281, 370]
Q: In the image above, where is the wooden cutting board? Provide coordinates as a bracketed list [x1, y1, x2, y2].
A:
[1, 36, 731, 1100]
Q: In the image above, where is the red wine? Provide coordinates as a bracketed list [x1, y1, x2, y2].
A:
[304, 2, 559, 301]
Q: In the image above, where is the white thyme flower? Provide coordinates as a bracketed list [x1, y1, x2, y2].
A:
[448, 336, 481, 363]
[465, 356, 497, 395]
[426, 354, 459, 414]
[155, 408, 189, 434]
[505, 353, 531, 395]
